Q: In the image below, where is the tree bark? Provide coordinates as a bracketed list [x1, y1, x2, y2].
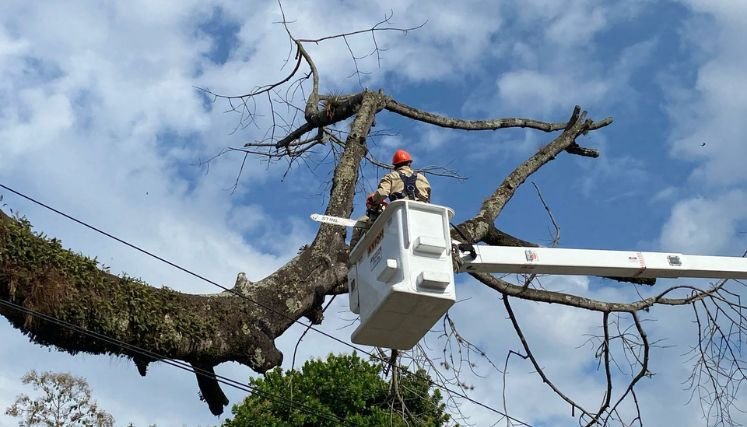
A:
[0, 91, 386, 415]
[0, 94, 621, 416]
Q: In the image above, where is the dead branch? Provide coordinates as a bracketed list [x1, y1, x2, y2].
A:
[196, 53, 303, 101]
[602, 312, 650, 425]
[452, 106, 611, 245]
[502, 296, 594, 419]
[473, 273, 730, 313]
[268, 93, 365, 149]
[585, 312, 612, 426]
[384, 97, 612, 133]
[296, 11, 424, 44]
[532, 182, 560, 248]
[481, 225, 539, 248]
[6, 2, 746, 423]
[439, 314, 504, 380]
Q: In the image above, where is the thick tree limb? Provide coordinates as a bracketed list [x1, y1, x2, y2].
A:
[385, 97, 567, 131]
[0, 212, 284, 414]
[295, 41, 320, 121]
[453, 106, 611, 244]
[472, 272, 727, 313]
[0, 91, 384, 416]
[482, 224, 538, 247]
[385, 97, 612, 133]
[270, 93, 365, 148]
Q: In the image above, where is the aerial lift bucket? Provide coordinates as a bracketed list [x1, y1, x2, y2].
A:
[347, 200, 455, 350]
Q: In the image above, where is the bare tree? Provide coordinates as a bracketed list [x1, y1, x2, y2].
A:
[0, 7, 745, 426]
[5, 370, 114, 427]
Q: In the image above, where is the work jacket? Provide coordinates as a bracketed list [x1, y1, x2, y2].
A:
[371, 165, 431, 204]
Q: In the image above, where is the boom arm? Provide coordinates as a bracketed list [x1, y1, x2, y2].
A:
[314, 202, 747, 350]
[458, 246, 747, 280]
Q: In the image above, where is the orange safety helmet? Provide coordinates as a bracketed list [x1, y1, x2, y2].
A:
[391, 149, 412, 166]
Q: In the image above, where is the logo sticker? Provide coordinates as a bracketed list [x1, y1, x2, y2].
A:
[367, 229, 385, 256]
[369, 247, 382, 270]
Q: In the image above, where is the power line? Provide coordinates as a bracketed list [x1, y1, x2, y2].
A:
[0, 298, 353, 426]
[0, 182, 530, 425]
[0, 182, 532, 426]
[0, 183, 360, 353]
[3, 295, 508, 427]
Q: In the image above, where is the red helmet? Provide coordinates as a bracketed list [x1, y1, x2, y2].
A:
[391, 149, 412, 166]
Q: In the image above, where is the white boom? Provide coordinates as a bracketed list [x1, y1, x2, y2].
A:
[314, 200, 747, 350]
[457, 245, 747, 279]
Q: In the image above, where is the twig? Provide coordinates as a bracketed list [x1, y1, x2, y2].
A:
[502, 295, 593, 419]
[585, 312, 612, 426]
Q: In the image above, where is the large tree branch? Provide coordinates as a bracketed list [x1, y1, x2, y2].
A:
[453, 106, 610, 244]
[0, 91, 385, 416]
[472, 272, 727, 313]
[0, 211, 284, 414]
[295, 41, 320, 121]
[270, 93, 365, 149]
[384, 97, 612, 133]
[482, 224, 538, 247]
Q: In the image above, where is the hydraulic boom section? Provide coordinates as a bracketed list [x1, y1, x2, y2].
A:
[457, 245, 747, 280]
[312, 200, 747, 350]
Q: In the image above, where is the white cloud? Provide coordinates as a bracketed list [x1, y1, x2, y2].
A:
[651, 185, 680, 204]
[658, 190, 747, 255]
[204, 0, 508, 90]
[546, 7, 607, 47]
[682, 0, 747, 23]
[0, 3, 310, 423]
[441, 273, 747, 426]
[495, 36, 658, 118]
[0, 29, 28, 56]
[2, 1, 746, 426]
[574, 139, 650, 198]
[666, 1, 747, 186]
[497, 70, 609, 115]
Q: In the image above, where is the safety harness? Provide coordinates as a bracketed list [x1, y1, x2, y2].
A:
[390, 171, 425, 202]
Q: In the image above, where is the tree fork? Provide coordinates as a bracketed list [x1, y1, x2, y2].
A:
[0, 90, 384, 416]
[0, 211, 282, 414]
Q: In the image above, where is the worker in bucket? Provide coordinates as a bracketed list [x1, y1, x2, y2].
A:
[350, 149, 431, 247]
[368, 149, 432, 206]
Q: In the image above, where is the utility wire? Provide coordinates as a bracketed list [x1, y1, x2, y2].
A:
[0, 183, 360, 353]
[0, 298, 353, 426]
[0, 182, 532, 426]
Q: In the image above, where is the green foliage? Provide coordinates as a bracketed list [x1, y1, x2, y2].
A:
[4, 370, 114, 427]
[221, 353, 450, 427]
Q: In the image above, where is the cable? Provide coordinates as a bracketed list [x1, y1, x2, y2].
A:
[1, 183, 531, 425]
[0, 183, 361, 353]
[3, 297, 503, 427]
[0, 298, 352, 426]
[0, 183, 532, 426]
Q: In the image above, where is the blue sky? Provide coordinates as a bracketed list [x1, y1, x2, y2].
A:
[1, 0, 746, 425]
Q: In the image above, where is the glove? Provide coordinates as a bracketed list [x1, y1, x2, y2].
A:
[366, 192, 377, 209]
